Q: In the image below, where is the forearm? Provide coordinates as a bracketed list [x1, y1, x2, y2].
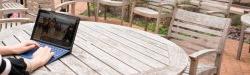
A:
[0, 46, 14, 56]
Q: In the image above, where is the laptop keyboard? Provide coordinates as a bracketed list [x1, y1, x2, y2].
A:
[39, 42, 68, 57]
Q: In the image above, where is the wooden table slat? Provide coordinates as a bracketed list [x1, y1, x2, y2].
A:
[71, 46, 122, 75]
[79, 25, 167, 68]
[76, 28, 154, 72]
[81, 24, 171, 66]
[81, 22, 189, 73]
[74, 37, 138, 75]
[84, 23, 170, 58]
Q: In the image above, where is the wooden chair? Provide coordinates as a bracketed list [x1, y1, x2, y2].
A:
[95, 0, 130, 25]
[236, 11, 250, 60]
[53, 0, 77, 15]
[129, 0, 177, 33]
[75, 0, 97, 21]
[0, 0, 32, 31]
[167, 9, 231, 75]
[178, 0, 233, 18]
[36, 0, 76, 15]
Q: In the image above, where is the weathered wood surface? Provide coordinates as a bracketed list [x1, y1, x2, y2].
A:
[168, 9, 231, 75]
[0, 21, 189, 75]
[129, 0, 176, 33]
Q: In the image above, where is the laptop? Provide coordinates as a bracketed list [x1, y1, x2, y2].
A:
[21, 9, 80, 63]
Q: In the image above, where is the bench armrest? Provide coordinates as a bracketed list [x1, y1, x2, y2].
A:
[189, 49, 217, 59]
[26, 12, 37, 17]
[189, 49, 217, 75]
[203, 11, 224, 15]
[0, 18, 32, 23]
[55, 1, 76, 10]
[177, 4, 198, 9]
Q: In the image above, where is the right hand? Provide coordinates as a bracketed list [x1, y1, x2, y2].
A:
[31, 46, 54, 71]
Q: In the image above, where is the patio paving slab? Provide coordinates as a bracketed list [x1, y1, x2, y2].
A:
[221, 39, 250, 75]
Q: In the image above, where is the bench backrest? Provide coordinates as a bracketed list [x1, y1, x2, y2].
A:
[168, 8, 231, 51]
[190, 0, 233, 17]
[0, 1, 31, 31]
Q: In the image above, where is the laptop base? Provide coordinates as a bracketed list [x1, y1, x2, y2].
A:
[21, 42, 70, 64]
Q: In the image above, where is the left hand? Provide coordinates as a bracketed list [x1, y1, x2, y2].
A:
[8, 40, 39, 54]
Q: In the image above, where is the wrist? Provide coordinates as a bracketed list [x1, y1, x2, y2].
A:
[24, 59, 33, 73]
[30, 59, 43, 71]
[25, 59, 41, 73]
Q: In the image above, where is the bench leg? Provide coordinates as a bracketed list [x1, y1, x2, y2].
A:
[144, 17, 148, 31]
[104, 5, 107, 23]
[95, 2, 100, 22]
[155, 17, 160, 33]
[120, 6, 126, 25]
[87, 2, 91, 17]
[249, 43, 250, 53]
[237, 25, 246, 60]
[129, 8, 134, 27]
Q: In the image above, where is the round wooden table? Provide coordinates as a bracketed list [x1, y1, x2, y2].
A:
[0, 21, 189, 75]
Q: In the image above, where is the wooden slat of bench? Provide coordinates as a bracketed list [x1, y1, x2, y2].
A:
[71, 46, 121, 75]
[6, 22, 11, 29]
[76, 32, 151, 72]
[170, 39, 216, 64]
[170, 39, 204, 54]
[171, 26, 220, 44]
[200, 0, 229, 11]
[79, 25, 166, 68]
[170, 32, 218, 49]
[87, 24, 170, 58]
[173, 21, 223, 36]
[74, 37, 138, 75]
[175, 9, 230, 29]
[81, 25, 170, 66]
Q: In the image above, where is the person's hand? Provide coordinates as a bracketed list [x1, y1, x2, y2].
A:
[8, 40, 39, 54]
[29, 46, 54, 72]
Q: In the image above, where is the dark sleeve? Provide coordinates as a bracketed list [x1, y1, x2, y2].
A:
[0, 58, 29, 75]
[8, 58, 29, 75]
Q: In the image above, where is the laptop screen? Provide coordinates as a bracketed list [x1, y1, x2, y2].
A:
[31, 10, 80, 49]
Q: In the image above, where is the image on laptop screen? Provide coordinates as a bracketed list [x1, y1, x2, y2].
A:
[32, 10, 79, 49]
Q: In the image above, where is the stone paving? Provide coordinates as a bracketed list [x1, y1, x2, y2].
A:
[221, 39, 250, 75]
